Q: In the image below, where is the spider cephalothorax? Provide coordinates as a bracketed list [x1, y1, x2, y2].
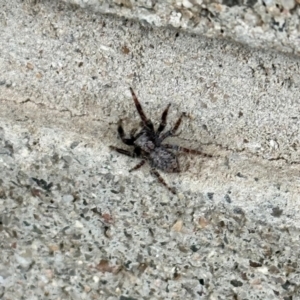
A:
[110, 87, 211, 194]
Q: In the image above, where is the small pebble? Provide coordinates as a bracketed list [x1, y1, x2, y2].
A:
[281, 0, 296, 10]
[75, 220, 84, 228]
[62, 194, 74, 202]
[172, 219, 183, 232]
[182, 0, 193, 8]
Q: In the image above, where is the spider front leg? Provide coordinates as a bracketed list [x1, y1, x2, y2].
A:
[117, 120, 135, 146]
[109, 146, 136, 157]
[130, 87, 154, 131]
[150, 169, 176, 194]
[156, 103, 171, 135]
[159, 112, 185, 142]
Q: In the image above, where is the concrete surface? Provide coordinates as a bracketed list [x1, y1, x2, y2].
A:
[1, 0, 300, 299]
[66, 0, 300, 55]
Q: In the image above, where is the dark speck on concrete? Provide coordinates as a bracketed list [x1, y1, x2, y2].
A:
[230, 279, 243, 287]
[224, 194, 232, 203]
[207, 192, 214, 200]
[271, 207, 283, 217]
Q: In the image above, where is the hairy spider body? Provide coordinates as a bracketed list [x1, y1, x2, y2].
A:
[133, 128, 179, 172]
[110, 87, 211, 194]
[149, 147, 179, 172]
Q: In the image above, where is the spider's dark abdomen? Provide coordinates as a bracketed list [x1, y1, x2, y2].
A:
[149, 147, 179, 173]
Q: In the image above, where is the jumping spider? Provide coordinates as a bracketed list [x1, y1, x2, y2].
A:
[110, 88, 212, 194]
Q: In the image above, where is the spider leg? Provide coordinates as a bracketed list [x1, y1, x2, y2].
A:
[171, 112, 185, 133]
[130, 87, 154, 131]
[156, 103, 171, 135]
[159, 113, 185, 142]
[163, 144, 213, 157]
[129, 160, 146, 172]
[150, 169, 176, 194]
[109, 146, 136, 158]
[130, 128, 138, 137]
[118, 120, 135, 145]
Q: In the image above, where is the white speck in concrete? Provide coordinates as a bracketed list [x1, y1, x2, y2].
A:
[74, 220, 84, 228]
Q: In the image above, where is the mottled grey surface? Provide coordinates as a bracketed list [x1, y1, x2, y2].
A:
[65, 0, 300, 55]
[1, 0, 300, 299]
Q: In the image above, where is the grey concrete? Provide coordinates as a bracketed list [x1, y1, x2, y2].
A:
[66, 0, 300, 55]
[1, 0, 300, 299]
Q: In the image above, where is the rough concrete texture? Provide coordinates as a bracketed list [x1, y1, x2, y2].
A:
[1, 0, 300, 299]
[66, 0, 300, 55]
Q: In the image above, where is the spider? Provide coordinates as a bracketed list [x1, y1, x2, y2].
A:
[110, 87, 212, 194]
